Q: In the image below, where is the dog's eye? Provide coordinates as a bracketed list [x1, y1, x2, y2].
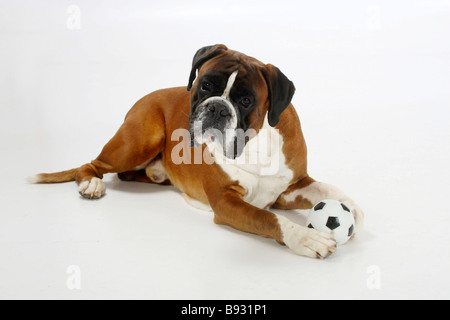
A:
[201, 81, 212, 92]
[240, 97, 252, 108]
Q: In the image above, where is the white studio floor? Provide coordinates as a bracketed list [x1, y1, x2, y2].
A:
[1, 1, 450, 300]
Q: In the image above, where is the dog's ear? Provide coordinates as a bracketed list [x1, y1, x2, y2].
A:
[261, 64, 296, 127]
[187, 44, 228, 91]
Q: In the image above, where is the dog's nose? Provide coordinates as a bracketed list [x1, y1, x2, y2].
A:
[205, 102, 230, 118]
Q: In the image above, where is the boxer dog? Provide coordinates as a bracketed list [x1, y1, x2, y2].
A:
[30, 45, 364, 258]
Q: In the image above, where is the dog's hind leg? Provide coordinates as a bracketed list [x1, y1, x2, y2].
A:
[32, 95, 167, 199]
[76, 109, 166, 199]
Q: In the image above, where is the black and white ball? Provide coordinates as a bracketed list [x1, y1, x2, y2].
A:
[306, 199, 355, 246]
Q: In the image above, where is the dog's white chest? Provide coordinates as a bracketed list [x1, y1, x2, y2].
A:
[208, 118, 294, 209]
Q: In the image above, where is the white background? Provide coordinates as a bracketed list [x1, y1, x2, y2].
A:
[1, 0, 449, 299]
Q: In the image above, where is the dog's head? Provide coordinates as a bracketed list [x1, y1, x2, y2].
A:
[187, 44, 295, 159]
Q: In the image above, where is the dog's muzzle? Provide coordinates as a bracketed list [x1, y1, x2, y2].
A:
[201, 96, 236, 126]
[189, 96, 238, 147]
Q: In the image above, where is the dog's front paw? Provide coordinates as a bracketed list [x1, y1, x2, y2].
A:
[277, 216, 337, 259]
[79, 177, 106, 199]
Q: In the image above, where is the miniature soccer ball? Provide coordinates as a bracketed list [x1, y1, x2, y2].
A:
[306, 199, 355, 246]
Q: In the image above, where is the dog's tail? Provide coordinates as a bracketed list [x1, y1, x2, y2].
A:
[27, 168, 78, 184]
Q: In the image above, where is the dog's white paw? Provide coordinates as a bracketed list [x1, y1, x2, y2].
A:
[145, 158, 168, 183]
[78, 177, 106, 199]
[277, 215, 337, 258]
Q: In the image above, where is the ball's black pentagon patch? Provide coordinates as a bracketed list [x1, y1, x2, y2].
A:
[341, 203, 350, 212]
[307, 224, 314, 229]
[348, 224, 354, 237]
[326, 216, 340, 230]
[314, 202, 326, 211]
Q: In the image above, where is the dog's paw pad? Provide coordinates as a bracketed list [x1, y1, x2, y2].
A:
[79, 178, 106, 199]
